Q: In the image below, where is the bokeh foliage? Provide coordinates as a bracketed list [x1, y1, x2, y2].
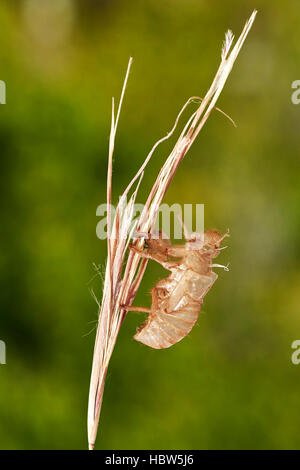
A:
[0, 0, 299, 449]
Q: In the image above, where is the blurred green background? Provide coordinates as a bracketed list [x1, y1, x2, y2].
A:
[0, 0, 299, 450]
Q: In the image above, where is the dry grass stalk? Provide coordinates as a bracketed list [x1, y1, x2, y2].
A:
[87, 10, 257, 449]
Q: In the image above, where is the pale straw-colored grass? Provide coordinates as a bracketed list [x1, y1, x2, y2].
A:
[87, 10, 257, 449]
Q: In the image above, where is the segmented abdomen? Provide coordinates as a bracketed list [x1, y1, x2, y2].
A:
[134, 271, 218, 349]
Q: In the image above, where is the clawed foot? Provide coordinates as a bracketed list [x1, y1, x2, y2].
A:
[120, 303, 129, 310]
[129, 243, 144, 255]
[132, 231, 149, 239]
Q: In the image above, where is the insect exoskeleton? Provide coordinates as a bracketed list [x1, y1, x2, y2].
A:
[122, 229, 229, 349]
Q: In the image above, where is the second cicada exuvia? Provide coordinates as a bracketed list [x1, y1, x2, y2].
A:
[122, 229, 229, 349]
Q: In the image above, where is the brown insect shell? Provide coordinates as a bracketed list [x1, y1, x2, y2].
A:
[134, 230, 225, 349]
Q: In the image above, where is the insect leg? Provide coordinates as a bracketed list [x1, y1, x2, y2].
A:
[121, 304, 152, 313]
[129, 244, 179, 271]
[210, 262, 230, 271]
[167, 245, 187, 258]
